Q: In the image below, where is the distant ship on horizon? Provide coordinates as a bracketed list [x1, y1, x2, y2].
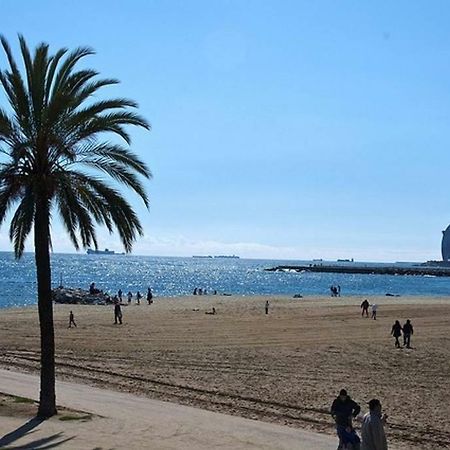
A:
[192, 255, 240, 259]
[87, 248, 123, 255]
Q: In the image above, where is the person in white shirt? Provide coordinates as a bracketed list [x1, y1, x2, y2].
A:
[361, 398, 388, 450]
[371, 303, 378, 320]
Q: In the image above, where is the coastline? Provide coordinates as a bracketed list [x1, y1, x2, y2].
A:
[1, 295, 449, 449]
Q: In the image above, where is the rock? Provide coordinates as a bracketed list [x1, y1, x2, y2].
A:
[52, 287, 113, 305]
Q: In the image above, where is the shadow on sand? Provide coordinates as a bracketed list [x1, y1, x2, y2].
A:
[0, 416, 74, 449]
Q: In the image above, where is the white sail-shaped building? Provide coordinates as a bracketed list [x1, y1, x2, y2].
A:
[442, 225, 450, 261]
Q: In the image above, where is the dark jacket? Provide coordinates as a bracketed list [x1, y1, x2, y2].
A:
[391, 323, 402, 337]
[331, 396, 361, 426]
[403, 322, 413, 335]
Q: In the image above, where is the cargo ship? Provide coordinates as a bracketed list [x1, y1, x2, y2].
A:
[87, 248, 116, 255]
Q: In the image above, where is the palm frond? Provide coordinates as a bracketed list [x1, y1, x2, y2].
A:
[55, 175, 98, 250]
[0, 36, 34, 135]
[66, 173, 144, 252]
[76, 142, 152, 178]
[81, 159, 149, 207]
[0, 107, 13, 142]
[49, 46, 95, 100]
[44, 47, 68, 104]
[8, 186, 34, 258]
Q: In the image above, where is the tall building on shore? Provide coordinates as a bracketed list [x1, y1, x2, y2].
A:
[442, 225, 450, 261]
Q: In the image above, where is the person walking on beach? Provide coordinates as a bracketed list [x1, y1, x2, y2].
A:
[136, 291, 142, 305]
[147, 287, 153, 304]
[127, 291, 133, 304]
[402, 319, 414, 348]
[371, 303, 378, 320]
[360, 299, 369, 317]
[361, 399, 388, 450]
[118, 289, 123, 302]
[337, 285, 341, 297]
[265, 300, 269, 315]
[68, 311, 77, 328]
[114, 301, 123, 325]
[391, 320, 402, 348]
[331, 389, 361, 450]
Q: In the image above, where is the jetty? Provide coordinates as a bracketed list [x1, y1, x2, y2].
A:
[52, 287, 114, 305]
[265, 264, 450, 277]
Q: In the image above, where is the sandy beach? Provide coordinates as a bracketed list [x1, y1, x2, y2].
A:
[1, 294, 449, 449]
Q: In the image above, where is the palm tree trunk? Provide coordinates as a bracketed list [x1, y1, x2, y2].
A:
[34, 195, 57, 418]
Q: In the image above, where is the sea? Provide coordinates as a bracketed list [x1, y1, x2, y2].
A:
[0, 252, 449, 309]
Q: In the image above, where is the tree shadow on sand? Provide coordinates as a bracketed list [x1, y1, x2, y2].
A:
[0, 416, 74, 449]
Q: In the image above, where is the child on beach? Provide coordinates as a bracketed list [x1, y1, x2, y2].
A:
[371, 303, 378, 320]
[68, 311, 77, 328]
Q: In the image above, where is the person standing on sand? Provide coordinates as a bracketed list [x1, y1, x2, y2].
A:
[390, 320, 402, 348]
[118, 289, 123, 302]
[402, 320, 414, 348]
[68, 311, 77, 328]
[127, 291, 133, 304]
[265, 300, 269, 315]
[371, 303, 378, 320]
[136, 291, 142, 305]
[331, 389, 361, 450]
[361, 399, 388, 450]
[361, 299, 370, 317]
[114, 301, 123, 325]
[147, 287, 153, 304]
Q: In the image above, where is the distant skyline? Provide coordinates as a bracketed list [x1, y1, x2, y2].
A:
[1, 0, 450, 262]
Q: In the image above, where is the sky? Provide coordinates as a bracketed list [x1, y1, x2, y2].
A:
[1, 0, 450, 261]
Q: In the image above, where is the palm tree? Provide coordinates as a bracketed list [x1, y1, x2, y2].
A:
[0, 35, 151, 417]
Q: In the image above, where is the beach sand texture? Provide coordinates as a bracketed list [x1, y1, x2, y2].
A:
[0, 295, 449, 449]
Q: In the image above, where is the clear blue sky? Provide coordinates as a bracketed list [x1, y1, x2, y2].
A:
[1, 0, 450, 261]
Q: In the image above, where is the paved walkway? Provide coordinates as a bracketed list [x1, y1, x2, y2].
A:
[0, 368, 336, 449]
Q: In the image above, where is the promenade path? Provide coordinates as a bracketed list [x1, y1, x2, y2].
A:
[0, 368, 336, 449]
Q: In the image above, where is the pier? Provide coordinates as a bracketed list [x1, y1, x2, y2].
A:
[265, 264, 450, 277]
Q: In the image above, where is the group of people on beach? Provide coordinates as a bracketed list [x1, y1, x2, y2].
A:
[390, 319, 414, 348]
[192, 287, 218, 295]
[115, 287, 153, 305]
[331, 388, 388, 450]
[330, 285, 341, 297]
[111, 287, 154, 325]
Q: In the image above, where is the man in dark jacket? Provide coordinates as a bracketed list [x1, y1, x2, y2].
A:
[331, 389, 361, 449]
[361, 299, 370, 317]
[114, 301, 123, 325]
[402, 319, 414, 348]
